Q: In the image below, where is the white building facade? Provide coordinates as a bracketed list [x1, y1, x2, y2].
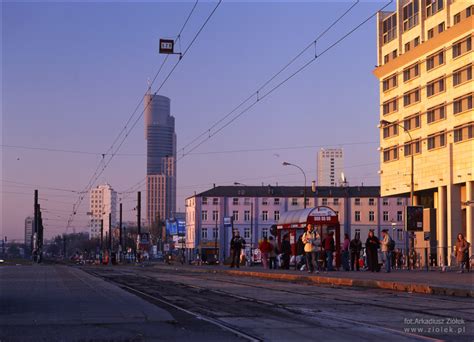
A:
[317, 148, 344, 186]
[185, 185, 408, 262]
[89, 184, 117, 239]
[24, 216, 34, 250]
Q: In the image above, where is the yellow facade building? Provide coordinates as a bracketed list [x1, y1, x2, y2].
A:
[374, 0, 473, 265]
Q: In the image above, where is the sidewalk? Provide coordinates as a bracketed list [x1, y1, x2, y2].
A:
[153, 263, 474, 297]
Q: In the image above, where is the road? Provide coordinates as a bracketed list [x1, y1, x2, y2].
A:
[84, 265, 473, 342]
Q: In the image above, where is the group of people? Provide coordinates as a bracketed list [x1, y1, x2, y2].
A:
[300, 224, 336, 273]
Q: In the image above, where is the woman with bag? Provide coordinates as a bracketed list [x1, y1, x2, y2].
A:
[455, 233, 470, 273]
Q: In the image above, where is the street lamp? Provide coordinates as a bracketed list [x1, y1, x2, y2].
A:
[282, 161, 307, 208]
[380, 119, 415, 269]
[234, 182, 253, 265]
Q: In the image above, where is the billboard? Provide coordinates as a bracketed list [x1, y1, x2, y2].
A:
[406, 206, 424, 232]
[177, 220, 186, 236]
[166, 219, 178, 235]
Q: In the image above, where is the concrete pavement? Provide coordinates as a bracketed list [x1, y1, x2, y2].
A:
[151, 263, 474, 297]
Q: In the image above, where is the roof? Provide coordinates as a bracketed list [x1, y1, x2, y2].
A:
[188, 185, 399, 199]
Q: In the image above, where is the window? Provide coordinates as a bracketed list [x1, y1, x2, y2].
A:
[404, 113, 421, 131]
[454, 123, 474, 143]
[322, 198, 328, 206]
[202, 210, 208, 221]
[453, 94, 473, 114]
[383, 145, 399, 162]
[397, 198, 403, 205]
[262, 198, 268, 205]
[232, 210, 239, 221]
[403, 88, 421, 106]
[369, 211, 375, 222]
[384, 54, 389, 64]
[212, 210, 219, 221]
[453, 65, 473, 86]
[397, 228, 404, 241]
[426, 0, 443, 17]
[427, 131, 446, 150]
[262, 228, 268, 238]
[244, 228, 250, 239]
[232, 198, 239, 205]
[453, 36, 472, 58]
[392, 49, 398, 59]
[244, 198, 250, 205]
[354, 198, 361, 206]
[382, 13, 397, 44]
[212, 228, 219, 239]
[383, 211, 389, 221]
[468, 6, 472, 18]
[405, 42, 411, 53]
[383, 121, 399, 139]
[397, 211, 403, 222]
[453, 13, 461, 25]
[274, 210, 280, 221]
[292, 198, 298, 206]
[202, 228, 208, 239]
[369, 198, 375, 206]
[274, 198, 280, 205]
[305, 198, 310, 206]
[426, 50, 444, 71]
[355, 211, 361, 222]
[426, 77, 445, 97]
[403, 0, 419, 32]
[262, 211, 268, 221]
[404, 139, 421, 156]
[427, 104, 446, 123]
[244, 210, 250, 222]
[383, 97, 398, 115]
[333, 198, 339, 205]
[403, 63, 419, 82]
[438, 22, 445, 33]
[212, 198, 218, 205]
[414, 36, 420, 47]
[427, 28, 434, 40]
[383, 198, 389, 206]
[382, 74, 397, 91]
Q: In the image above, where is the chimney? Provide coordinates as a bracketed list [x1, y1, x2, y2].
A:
[213, 183, 216, 188]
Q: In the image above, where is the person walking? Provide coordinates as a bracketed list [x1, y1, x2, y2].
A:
[455, 233, 471, 273]
[302, 224, 320, 273]
[381, 229, 393, 273]
[230, 231, 245, 268]
[350, 232, 362, 271]
[268, 236, 278, 269]
[342, 233, 350, 271]
[281, 234, 291, 270]
[259, 236, 272, 269]
[324, 232, 335, 271]
[366, 230, 380, 272]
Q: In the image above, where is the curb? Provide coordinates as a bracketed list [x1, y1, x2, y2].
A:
[153, 265, 473, 298]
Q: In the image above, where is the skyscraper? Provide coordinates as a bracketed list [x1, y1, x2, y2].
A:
[24, 216, 34, 250]
[144, 94, 177, 229]
[89, 184, 117, 239]
[317, 148, 344, 186]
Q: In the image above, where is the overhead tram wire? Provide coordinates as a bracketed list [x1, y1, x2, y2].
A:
[65, 0, 220, 232]
[177, 0, 393, 161]
[178, 0, 361, 155]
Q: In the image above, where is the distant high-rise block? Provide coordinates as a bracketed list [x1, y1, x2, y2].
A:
[89, 184, 117, 239]
[144, 94, 176, 228]
[24, 216, 34, 250]
[317, 148, 344, 186]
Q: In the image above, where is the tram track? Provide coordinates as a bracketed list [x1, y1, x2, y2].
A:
[83, 266, 451, 341]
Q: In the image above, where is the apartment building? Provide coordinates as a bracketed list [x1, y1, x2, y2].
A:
[89, 184, 117, 239]
[317, 148, 344, 186]
[374, 0, 473, 264]
[184, 185, 408, 262]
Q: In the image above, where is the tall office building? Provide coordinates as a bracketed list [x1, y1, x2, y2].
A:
[24, 216, 34, 249]
[144, 93, 177, 228]
[317, 148, 344, 186]
[374, 0, 473, 265]
[89, 184, 117, 238]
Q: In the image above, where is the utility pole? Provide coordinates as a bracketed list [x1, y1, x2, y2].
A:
[137, 192, 141, 236]
[214, 204, 218, 263]
[63, 235, 66, 259]
[119, 203, 123, 261]
[100, 219, 104, 250]
[34, 190, 38, 258]
[108, 212, 112, 258]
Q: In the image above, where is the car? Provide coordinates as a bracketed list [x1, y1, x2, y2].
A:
[0, 259, 5, 264]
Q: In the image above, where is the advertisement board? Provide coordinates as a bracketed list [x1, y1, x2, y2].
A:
[166, 219, 178, 235]
[406, 206, 424, 232]
[177, 220, 186, 236]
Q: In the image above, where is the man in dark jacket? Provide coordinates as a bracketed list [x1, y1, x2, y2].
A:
[281, 234, 291, 269]
[230, 231, 245, 268]
[324, 232, 335, 271]
[350, 233, 362, 271]
[366, 230, 380, 272]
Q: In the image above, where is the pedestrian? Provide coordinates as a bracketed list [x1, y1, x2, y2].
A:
[455, 233, 471, 273]
[350, 232, 362, 271]
[302, 224, 320, 273]
[259, 236, 272, 269]
[296, 234, 306, 270]
[366, 230, 380, 272]
[381, 229, 394, 273]
[268, 236, 278, 270]
[342, 233, 350, 271]
[281, 234, 291, 270]
[324, 232, 335, 271]
[230, 231, 245, 268]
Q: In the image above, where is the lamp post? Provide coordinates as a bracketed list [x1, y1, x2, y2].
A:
[380, 119, 415, 269]
[234, 182, 253, 265]
[282, 161, 307, 208]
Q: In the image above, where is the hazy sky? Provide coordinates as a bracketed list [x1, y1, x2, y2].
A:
[2, 0, 392, 241]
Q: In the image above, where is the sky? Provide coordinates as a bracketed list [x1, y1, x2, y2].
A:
[1, 0, 393, 241]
